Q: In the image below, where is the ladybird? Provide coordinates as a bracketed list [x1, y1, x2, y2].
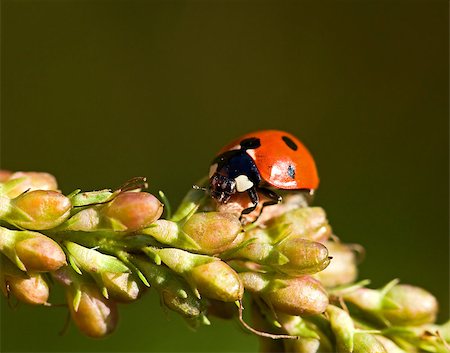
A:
[208, 130, 319, 218]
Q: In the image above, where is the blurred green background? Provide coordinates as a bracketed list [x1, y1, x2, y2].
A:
[1, 1, 448, 352]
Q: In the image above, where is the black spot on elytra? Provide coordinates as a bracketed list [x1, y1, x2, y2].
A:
[240, 137, 261, 150]
[287, 165, 296, 179]
[282, 136, 298, 151]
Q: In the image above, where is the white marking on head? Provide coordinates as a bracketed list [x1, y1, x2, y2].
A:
[209, 163, 218, 178]
[235, 175, 254, 192]
[246, 149, 256, 159]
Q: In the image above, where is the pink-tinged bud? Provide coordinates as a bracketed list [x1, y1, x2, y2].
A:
[10, 190, 71, 230]
[268, 207, 331, 243]
[314, 241, 358, 287]
[266, 276, 328, 316]
[189, 260, 243, 302]
[0, 170, 12, 182]
[181, 212, 243, 255]
[102, 192, 163, 232]
[5, 273, 49, 305]
[382, 285, 438, 326]
[15, 235, 66, 272]
[67, 284, 118, 338]
[241, 273, 328, 316]
[6, 172, 58, 198]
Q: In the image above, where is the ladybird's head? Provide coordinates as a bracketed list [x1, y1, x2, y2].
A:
[209, 173, 236, 203]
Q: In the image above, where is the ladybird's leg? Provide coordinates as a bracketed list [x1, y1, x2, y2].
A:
[258, 187, 282, 212]
[240, 187, 259, 216]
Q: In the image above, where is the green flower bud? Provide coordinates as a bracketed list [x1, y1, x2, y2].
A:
[314, 241, 358, 288]
[59, 207, 101, 231]
[278, 313, 334, 352]
[375, 336, 408, 353]
[7, 190, 71, 230]
[231, 232, 330, 276]
[382, 325, 450, 353]
[344, 287, 381, 313]
[240, 272, 328, 316]
[0, 227, 66, 271]
[62, 191, 163, 232]
[181, 212, 243, 254]
[5, 273, 49, 305]
[67, 283, 118, 338]
[1, 171, 58, 198]
[326, 305, 355, 353]
[101, 272, 144, 302]
[132, 256, 205, 319]
[141, 219, 191, 248]
[143, 212, 243, 255]
[274, 237, 330, 276]
[283, 338, 321, 353]
[69, 189, 114, 207]
[344, 281, 438, 327]
[267, 207, 331, 243]
[155, 248, 243, 302]
[65, 242, 129, 274]
[102, 192, 163, 232]
[382, 284, 438, 326]
[65, 242, 132, 298]
[353, 333, 387, 353]
[190, 260, 243, 302]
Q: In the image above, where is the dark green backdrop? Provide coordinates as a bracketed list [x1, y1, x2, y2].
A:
[1, 1, 448, 352]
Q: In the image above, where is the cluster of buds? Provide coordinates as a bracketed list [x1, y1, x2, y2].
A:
[0, 171, 448, 353]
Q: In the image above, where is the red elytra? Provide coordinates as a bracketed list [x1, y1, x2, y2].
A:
[219, 130, 319, 190]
